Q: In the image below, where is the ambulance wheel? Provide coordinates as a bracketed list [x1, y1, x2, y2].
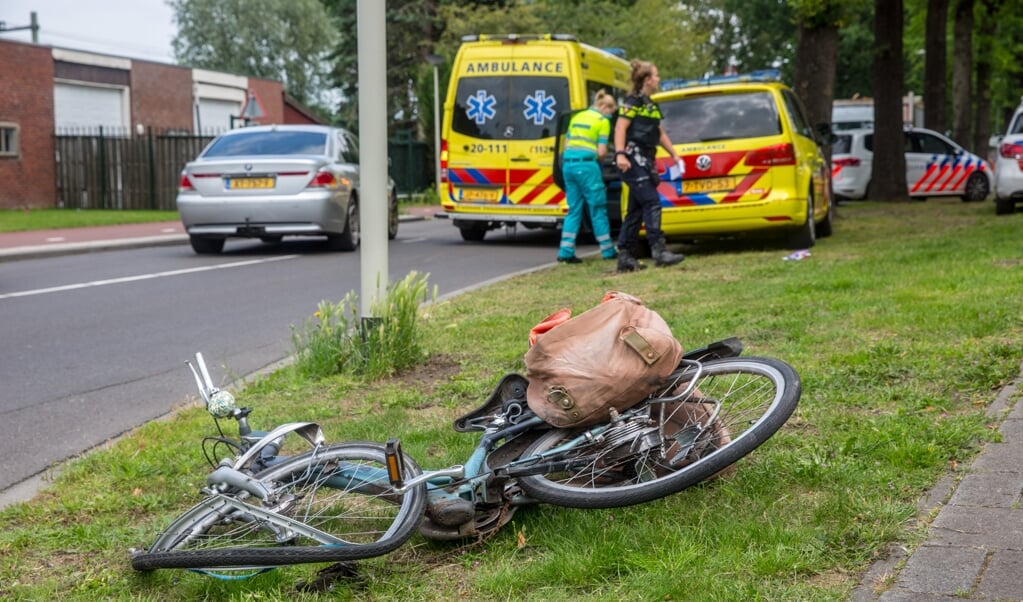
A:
[459, 224, 487, 242]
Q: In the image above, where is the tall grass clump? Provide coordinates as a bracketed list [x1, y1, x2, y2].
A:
[290, 271, 435, 379]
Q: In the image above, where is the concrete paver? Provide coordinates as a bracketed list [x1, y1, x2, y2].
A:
[857, 367, 1023, 601]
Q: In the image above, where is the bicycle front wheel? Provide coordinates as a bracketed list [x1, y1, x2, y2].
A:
[516, 357, 800, 508]
[131, 442, 426, 571]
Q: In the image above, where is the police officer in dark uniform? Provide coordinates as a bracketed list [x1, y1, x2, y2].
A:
[613, 59, 685, 272]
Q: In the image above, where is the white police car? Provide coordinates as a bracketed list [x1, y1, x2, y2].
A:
[831, 126, 992, 202]
[993, 98, 1023, 215]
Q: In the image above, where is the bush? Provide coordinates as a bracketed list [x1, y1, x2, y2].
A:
[290, 271, 434, 379]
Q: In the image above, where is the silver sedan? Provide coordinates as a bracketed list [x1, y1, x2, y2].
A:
[177, 124, 398, 254]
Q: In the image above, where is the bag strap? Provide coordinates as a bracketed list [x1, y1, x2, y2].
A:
[620, 326, 661, 366]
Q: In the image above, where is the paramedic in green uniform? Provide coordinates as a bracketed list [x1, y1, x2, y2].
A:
[614, 59, 685, 271]
[556, 90, 618, 263]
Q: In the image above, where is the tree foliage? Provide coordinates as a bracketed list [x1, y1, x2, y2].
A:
[166, 0, 1023, 164]
[433, 0, 710, 80]
[169, 0, 339, 110]
[323, 0, 444, 131]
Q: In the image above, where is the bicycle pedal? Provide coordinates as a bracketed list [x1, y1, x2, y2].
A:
[384, 438, 405, 488]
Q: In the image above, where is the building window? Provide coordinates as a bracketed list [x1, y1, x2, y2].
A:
[0, 123, 19, 158]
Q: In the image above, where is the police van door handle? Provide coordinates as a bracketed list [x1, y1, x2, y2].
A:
[510, 156, 531, 162]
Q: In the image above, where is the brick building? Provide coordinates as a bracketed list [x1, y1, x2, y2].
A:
[0, 38, 324, 209]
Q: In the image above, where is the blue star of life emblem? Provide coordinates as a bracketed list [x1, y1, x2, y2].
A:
[523, 90, 556, 125]
[465, 90, 497, 125]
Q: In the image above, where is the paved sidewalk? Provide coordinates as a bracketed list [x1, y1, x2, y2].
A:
[852, 366, 1023, 601]
[0, 206, 444, 262]
[0, 221, 188, 261]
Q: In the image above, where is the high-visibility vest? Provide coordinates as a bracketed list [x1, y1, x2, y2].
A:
[564, 108, 609, 156]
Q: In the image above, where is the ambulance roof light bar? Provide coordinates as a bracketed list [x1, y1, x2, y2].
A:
[461, 33, 578, 43]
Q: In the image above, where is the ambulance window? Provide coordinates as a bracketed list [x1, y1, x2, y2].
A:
[453, 76, 570, 140]
[586, 81, 621, 104]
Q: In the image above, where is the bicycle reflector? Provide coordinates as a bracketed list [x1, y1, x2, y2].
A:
[384, 438, 406, 488]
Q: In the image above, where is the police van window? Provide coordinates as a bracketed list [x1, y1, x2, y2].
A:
[453, 76, 570, 140]
[913, 132, 953, 155]
[832, 134, 851, 155]
[659, 92, 781, 144]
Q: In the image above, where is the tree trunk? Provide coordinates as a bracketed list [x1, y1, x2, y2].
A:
[793, 23, 839, 160]
[872, 0, 908, 202]
[793, 24, 839, 127]
[972, 0, 997, 157]
[923, 0, 949, 132]
[951, 0, 974, 147]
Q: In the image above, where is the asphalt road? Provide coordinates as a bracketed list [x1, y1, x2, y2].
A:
[0, 218, 570, 501]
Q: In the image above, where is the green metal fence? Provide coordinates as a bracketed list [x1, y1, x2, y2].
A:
[387, 130, 432, 196]
[52, 127, 434, 211]
[54, 127, 213, 211]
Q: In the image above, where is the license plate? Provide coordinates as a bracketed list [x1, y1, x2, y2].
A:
[682, 176, 738, 194]
[460, 188, 501, 202]
[227, 177, 275, 190]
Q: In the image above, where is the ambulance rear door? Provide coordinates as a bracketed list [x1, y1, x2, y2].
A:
[446, 43, 573, 214]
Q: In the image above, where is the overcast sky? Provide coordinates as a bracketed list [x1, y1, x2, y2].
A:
[2, 0, 176, 63]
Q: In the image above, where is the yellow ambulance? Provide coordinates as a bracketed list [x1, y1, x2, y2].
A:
[439, 34, 630, 241]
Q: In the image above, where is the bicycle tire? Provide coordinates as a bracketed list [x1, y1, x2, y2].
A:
[132, 442, 426, 571]
[516, 357, 800, 509]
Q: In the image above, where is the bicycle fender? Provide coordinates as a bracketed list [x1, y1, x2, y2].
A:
[232, 422, 325, 471]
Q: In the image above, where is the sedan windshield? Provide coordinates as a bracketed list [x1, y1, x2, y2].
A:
[202, 131, 328, 157]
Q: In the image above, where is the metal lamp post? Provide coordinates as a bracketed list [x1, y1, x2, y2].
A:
[426, 54, 444, 189]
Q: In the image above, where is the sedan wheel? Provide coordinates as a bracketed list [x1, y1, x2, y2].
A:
[327, 200, 360, 251]
[388, 191, 399, 240]
[189, 235, 225, 255]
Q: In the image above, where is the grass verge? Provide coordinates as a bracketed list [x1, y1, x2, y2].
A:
[1, 199, 1021, 601]
[0, 209, 180, 232]
[0, 197, 433, 233]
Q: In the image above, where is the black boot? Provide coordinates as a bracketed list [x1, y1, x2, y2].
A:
[616, 247, 643, 272]
[651, 241, 685, 267]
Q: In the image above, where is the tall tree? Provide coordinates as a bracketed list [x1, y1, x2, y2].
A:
[324, 0, 444, 132]
[971, 0, 996, 155]
[789, 1, 844, 136]
[169, 0, 339, 109]
[718, 0, 796, 78]
[872, 0, 908, 201]
[435, 0, 709, 79]
[950, 0, 973, 146]
[833, 4, 874, 99]
[923, 0, 948, 132]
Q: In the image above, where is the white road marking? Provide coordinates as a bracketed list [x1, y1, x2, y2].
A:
[0, 255, 299, 300]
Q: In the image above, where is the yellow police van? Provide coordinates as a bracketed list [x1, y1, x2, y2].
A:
[439, 34, 630, 241]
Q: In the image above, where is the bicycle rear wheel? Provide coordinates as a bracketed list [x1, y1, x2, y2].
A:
[131, 442, 426, 571]
[516, 357, 800, 508]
